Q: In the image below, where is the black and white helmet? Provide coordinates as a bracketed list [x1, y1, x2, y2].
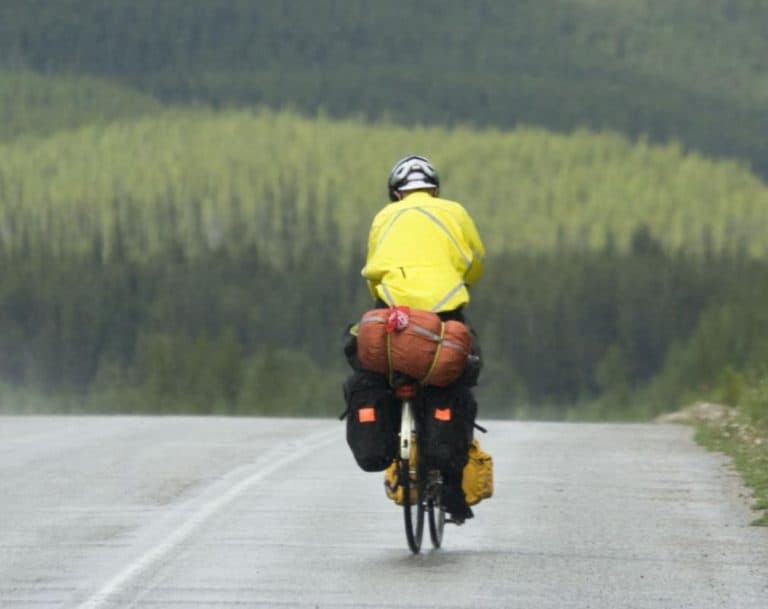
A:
[387, 154, 440, 201]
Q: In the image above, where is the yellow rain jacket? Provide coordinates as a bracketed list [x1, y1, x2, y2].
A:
[362, 191, 485, 312]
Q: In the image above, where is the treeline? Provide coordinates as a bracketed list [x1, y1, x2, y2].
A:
[1, 1, 766, 175]
[0, 245, 362, 416]
[0, 70, 162, 142]
[477, 238, 768, 419]
[2, 109, 768, 418]
[2, 229, 767, 420]
[1, 109, 767, 265]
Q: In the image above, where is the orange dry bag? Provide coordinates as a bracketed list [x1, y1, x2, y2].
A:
[356, 307, 471, 387]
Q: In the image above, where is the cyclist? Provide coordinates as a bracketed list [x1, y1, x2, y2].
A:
[345, 154, 486, 523]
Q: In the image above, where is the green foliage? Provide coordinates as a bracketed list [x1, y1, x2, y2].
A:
[717, 366, 747, 408]
[0, 98, 767, 417]
[0, 69, 163, 141]
[692, 361, 768, 526]
[1, 109, 767, 267]
[696, 422, 768, 526]
[595, 345, 631, 406]
[473, 243, 750, 415]
[647, 272, 768, 413]
[238, 349, 344, 418]
[1, 237, 760, 418]
[133, 331, 243, 414]
[0, 380, 62, 414]
[738, 373, 768, 430]
[2, 1, 767, 174]
[0, 247, 362, 416]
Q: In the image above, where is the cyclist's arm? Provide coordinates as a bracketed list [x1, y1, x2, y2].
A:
[363, 216, 381, 301]
[461, 211, 486, 287]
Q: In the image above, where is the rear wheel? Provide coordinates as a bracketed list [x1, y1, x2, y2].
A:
[427, 474, 445, 548]
[401, 458, 425, 554]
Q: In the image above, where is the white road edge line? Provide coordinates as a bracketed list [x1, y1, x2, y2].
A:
[76, 428, 338, 609]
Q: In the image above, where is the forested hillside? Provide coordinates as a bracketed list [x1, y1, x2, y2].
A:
[1, 1, 766, 175]
[0, 70, 162, 141]
[2, 108, 768, 418]
[2, 109, 767, 263]
[2, 3, 768, 423]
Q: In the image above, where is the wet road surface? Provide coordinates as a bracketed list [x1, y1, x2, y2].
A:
[1, 416, 766, 608]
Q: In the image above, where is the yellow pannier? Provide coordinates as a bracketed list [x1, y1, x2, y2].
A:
[462, 439, 493, 505]
[383, 460, 419, 505]
[384, 438, 493, 507]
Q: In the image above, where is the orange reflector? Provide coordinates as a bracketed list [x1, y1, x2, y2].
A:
[358, 407, 377, 423]
[434, 408, 452, 421]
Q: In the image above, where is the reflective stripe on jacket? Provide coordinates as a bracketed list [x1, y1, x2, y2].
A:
[362, 191, 485, 312]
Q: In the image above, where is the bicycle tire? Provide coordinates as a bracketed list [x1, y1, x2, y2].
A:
[401, 458, 425, 554]
[427, 487, 445, 548]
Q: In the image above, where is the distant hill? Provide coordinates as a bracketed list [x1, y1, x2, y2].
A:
[0, 70, 162, 141]
[1, 108, 765, 264]
[0, 1, 766, 175]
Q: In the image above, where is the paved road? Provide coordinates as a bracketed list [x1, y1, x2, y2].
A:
[0, 416, 766, 608]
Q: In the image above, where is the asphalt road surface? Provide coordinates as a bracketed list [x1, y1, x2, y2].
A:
[1, 416, 766, 609]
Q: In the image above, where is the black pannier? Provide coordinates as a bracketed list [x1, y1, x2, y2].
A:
[420, 385, 476, 471]
[344, 370, 398, 472]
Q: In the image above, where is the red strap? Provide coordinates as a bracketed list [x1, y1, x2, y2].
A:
[386, 306, 411, 333]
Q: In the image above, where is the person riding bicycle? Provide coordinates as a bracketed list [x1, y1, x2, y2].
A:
[345, 154, 486, 523]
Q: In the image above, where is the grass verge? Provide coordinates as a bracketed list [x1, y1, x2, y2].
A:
[687, 404, 768, 526]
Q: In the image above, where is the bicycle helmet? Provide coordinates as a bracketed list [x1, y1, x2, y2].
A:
[387, 154, 440, 202]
